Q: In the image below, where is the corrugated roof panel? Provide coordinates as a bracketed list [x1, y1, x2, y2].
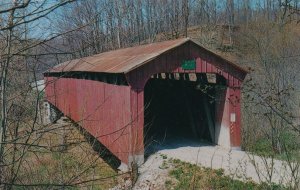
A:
[49, 38, 189, 73]
[48, 38, 247, 74]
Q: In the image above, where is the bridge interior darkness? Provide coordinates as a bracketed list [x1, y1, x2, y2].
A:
[144, 77, 216, 154]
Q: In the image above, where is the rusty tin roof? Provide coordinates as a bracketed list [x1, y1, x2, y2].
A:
[48, 38, 247, 74]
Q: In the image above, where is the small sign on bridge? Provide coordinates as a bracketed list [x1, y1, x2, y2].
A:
[181, 60, 196, 70]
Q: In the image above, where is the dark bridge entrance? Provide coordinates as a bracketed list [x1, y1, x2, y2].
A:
[144, 74, 225, 155]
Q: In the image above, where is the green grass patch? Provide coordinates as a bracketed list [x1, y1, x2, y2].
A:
[166, 159, 285, 190]
[247, 131, 300, 162]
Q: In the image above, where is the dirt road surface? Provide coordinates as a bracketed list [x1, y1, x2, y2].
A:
[133, 137, 298, 189]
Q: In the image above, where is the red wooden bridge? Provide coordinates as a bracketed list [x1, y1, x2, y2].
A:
[44, 38, 247, 168]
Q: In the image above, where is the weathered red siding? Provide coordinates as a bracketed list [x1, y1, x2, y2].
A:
[45, 77, 133, 163]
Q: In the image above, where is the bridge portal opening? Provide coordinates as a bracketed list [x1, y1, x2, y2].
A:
[144, 76, 216, 155]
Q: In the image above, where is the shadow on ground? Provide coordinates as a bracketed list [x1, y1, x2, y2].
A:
[71, 121, 122, 170]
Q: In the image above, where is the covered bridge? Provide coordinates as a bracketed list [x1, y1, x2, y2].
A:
[44, 38, 247, 168]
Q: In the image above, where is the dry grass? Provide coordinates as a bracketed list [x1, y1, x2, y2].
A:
[6, 118, 124, 189]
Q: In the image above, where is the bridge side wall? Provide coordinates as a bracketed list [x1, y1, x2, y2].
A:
[44, 77, 133, 164]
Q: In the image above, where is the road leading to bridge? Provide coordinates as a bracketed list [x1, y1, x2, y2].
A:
[133, 136, 297, 189]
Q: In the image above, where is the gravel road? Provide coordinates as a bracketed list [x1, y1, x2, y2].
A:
[133, 136, 298, 189]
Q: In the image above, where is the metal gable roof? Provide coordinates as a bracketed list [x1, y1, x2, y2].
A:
[47, 38, 247, 74]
